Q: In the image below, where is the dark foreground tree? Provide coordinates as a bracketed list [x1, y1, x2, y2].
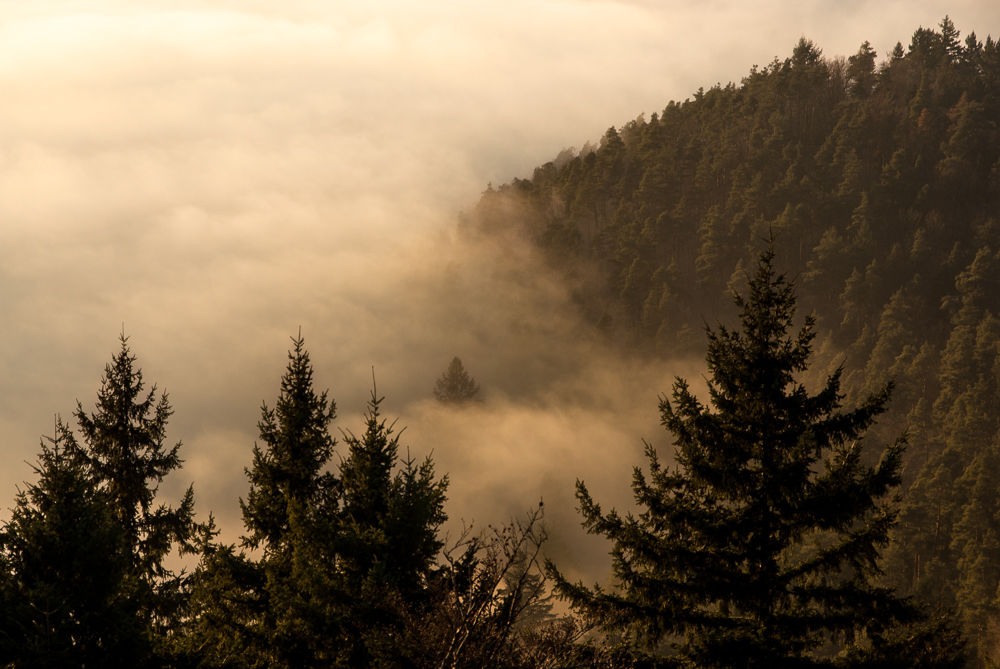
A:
[335, 386, 449, 666]
[434, 357, 481, 404]
[233, 333, 340, 668]
[548, 246, 965, 668]
[0, 422, 143, 668]
[188, 338, 452, 668]
[70, 335, 202, 662]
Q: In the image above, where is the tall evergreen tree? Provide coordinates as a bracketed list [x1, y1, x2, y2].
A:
[237, 333, 340, 668]
[339, 389, 447, 594]
[336, 386, 449, 666]
[189, 339, 450, 668]
[548, 245, 964, 667]
[70, 335, 200, 658]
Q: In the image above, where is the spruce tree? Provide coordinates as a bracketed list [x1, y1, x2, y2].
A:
[433, 357, 481, 404]
[548, 246, 964, 667]
[237, 333, 339, 668]
[70, 335, 200, 656]
[336, 387, 448, 666]
[338, 389, 447, 593]
[0, 421, 144, 668]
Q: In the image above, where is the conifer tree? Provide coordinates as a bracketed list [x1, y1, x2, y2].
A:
[0, 421, 144, 667]
[548, 245, 964, 667]
[336, 386, 448, 666]
[70, 335, 200, 655]
[178, 529, 260, 669]
[237, 333, 340, 668]
[433, 357, 481, 404]
[190, 340, 450, 668]
[242, 336, 338, 553]
[339, 389, 447, 593]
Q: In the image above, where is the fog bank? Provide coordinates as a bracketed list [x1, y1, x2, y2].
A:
[1, 0, 997, 585]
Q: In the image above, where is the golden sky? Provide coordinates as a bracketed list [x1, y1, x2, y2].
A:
[1, 0, 997, 578]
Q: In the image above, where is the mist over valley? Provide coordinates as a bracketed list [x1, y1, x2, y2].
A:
[2, 3, 1000, 666]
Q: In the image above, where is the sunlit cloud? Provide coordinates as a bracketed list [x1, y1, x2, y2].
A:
[0, 0, 996, 583]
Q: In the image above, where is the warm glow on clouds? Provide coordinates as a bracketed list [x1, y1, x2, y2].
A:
[0, 0, 997, 581]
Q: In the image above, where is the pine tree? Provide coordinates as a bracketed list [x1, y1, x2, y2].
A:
[548, 245, 964, 667]
[847, 41, 878, 98]
[0, 420, 144, 668]
[336, 386, 448, 666]
[70, 335, 200, 654]
[178, 529, 261, 669]
[237, 333, 340, 668]
[242, 336, 338, 553]
[952, 445, 1000, 665]
[433, 357, 481, 404]
[191, 340, 449, 668]
[339, 389, 447, 593]
[940, 16, 963, 62]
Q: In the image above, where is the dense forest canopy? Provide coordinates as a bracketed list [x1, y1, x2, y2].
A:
[2, 16, 999, 669]
[467, 16, 1000, 667]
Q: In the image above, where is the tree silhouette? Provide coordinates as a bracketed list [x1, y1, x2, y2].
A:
[433, 357, 481, 404]
[548, 245, 964, 668]
[0, 421, 143, 667]
[71, 335, 200, 658]
[238, 333, 340, 668]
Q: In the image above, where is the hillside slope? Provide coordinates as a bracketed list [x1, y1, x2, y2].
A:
[467, 18, 1000, 665]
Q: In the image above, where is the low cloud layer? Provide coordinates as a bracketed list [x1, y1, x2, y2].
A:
[1, 0, 997, 585]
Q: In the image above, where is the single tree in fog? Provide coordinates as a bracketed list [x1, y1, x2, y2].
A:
[434, 357, 481, 404]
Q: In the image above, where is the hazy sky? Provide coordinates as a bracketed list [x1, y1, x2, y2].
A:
[1, 0, 997, 581]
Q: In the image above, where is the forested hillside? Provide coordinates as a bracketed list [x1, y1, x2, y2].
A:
[3, 16, 1000, 669]
[468, 17, 1000, 666]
